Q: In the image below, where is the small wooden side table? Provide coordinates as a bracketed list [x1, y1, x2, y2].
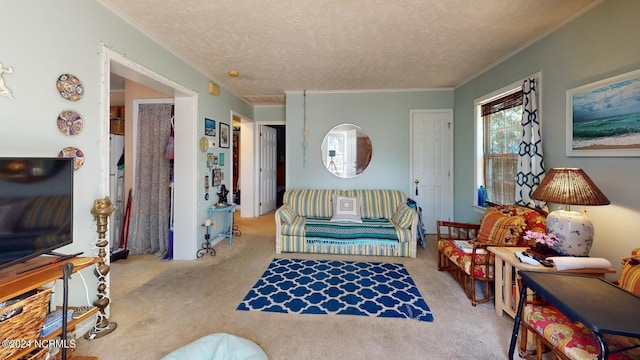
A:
[487, 246, 615, 319]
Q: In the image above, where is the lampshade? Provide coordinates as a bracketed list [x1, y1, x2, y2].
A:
[530, 168, 609, 256]
[530, 168, 610, 206]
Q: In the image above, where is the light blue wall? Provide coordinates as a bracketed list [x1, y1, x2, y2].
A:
[2, 1, 252, 301]
[454, 0, 640, 274]
[285, 90, 453, 193]
[254, 106, 286, 122]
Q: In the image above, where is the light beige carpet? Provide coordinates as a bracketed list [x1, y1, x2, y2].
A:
[74, 212, 520, 359]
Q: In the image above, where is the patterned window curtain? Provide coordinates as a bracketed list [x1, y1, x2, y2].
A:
[515, 78, 545, 208]
[128, 103, 173, 256]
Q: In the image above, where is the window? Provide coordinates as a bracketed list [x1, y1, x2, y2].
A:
[477, 89, 523, 206]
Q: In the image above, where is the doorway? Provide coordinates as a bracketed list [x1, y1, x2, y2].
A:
[259, 124, 277, 215]
[409, 109, 454, 233]
[259, 124, 285, 214]
[234, 117, 285, 218]
[104, 47, 199, 260]
[274, 125, 286, 207]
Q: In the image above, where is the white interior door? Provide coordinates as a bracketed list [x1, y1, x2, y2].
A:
[259, 125, 277, 215]
[109, 134, 125, 249]
[410, 109, 453, 233]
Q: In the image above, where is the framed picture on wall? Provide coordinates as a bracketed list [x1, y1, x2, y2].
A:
[219, 122, 230, 148]
[566, 68, 640, 157]
[205, 118, 216, 137]
[212, 168, 222, 186]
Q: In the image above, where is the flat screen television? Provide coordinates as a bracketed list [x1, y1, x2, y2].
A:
[0, 157, 74, 271]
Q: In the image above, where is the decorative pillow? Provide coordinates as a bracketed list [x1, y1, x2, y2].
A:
[495, 204, 547, 244]
[392, 203, 414, 228]
[619, 256, 640, 296]
[477, 208, 525, 245]
[330, 195, 362, 223]
[278, 204, 297, 225]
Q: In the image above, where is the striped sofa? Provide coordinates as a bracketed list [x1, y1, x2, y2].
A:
[275, 189, 418, 258]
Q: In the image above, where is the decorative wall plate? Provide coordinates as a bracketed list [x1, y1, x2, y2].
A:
[57, 146, 85, 170]
[57, 110, 84, 136]
[200, 136, 209, 152]
[56, 74, 84, 102]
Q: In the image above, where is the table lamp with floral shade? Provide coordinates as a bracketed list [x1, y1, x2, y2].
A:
[530, 168, 610, 256]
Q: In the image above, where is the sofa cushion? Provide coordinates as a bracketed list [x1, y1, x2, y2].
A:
[392, 203, 414, 228]
[393, 225, 413, 243]
[278, 204, 297, 225]
[344, 190, 406, 219]
[330, 195, 362, 223]
[524, 304, 640, 360]
[438, 239, 492, 278]
[476, 208, 525, 245]
[281, 215, 305, 236]
[283, 189, 340, 218]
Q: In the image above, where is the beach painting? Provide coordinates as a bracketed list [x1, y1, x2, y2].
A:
[566, 68, 640, 156]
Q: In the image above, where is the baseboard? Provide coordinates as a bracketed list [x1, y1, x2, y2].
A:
[75, 318, 96, 339]
[210, 236, 225, 247]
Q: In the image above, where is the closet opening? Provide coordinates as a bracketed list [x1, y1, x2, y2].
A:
[109, 95, 176, 261]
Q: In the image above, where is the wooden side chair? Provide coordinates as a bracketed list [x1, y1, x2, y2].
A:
[436, 204, 547, 306]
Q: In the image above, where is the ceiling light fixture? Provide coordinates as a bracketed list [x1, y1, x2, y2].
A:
[228, 70, 239, 77]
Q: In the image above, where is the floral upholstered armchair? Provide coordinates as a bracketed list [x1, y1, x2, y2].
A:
[518, 248, 640, 360]
[436, 204, 547, 306]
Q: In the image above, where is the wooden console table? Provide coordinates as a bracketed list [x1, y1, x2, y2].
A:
[0, 255, 101, 360]
[487, 246, 615, 318]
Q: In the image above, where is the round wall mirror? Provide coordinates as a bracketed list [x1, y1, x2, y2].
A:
[321, 124, 372, 178]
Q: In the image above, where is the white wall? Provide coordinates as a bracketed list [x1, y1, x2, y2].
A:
[453, 0, 640, 275]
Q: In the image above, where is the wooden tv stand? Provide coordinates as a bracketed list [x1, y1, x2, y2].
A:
[0, 255, 101, 360]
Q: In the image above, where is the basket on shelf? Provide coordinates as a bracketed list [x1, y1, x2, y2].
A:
[110, 117, 125, 135]
[22, 346, 49, 360]
[0, 288, 52, 359]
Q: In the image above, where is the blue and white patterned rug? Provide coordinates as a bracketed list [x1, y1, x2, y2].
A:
[237, 258, 434, 322]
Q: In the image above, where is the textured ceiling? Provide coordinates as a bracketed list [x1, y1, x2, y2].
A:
[100, 0, 600, 105]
